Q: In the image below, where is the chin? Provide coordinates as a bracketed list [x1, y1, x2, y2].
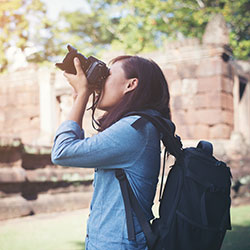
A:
[98, 107, 110, 112]
[97, 102, 109, 112]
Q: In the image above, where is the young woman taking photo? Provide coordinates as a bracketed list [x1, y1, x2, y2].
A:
[51, 55, 171, 249]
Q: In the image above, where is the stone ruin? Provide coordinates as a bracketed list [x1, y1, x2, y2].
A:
[0, 14, 249, 220]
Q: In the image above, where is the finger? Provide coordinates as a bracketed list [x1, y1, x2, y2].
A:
[74, 57, 83, 75]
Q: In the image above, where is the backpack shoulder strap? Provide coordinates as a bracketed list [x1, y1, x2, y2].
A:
[124, 110, 183, 158]
[115, 169, 157, 248]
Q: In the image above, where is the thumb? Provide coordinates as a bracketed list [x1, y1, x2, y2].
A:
[74, 57, 83, 75]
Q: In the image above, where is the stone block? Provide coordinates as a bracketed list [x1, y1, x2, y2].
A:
[171, 95, 195, 110]
[194, 94, 209, 109]
[198, 75, 221, 93]
[5, 107, 24, 121]
[209, 124, 232, 139]
[22, 154, 52, 170]
[30, 192, 92, 214]
[182, 79, 198, 95]
[0, 122, 4, 131]
[175, 123, 210, 140]
[222, 77, 234, 93]
[184, 109, 198, 125]
[176, 125, 196, 139]
[196, 109, 234, 126]
[0, 112, 5, 122]
[171, 96, 183, 110]
[177, 63, 198, 79]
[197, 75, 233, 94]
[163, 66, 179, 83]
[0, 196, 32, 220]
[221, 93, 234, 111]
[194, 93, 233, 111]
[16, 92, 32, 105]
[20, 130, 40, 145]
[0, 148, 22, 167]
[196, 59, 232, 78]
[21, 83, 38, 93]
[221, 110, 234, 126]
[30, 117, 40, 130]
[0, 95, 8, 107]
[169, 80, 182, 96]
[0, 85, 8, 94]
[12, 119, 33, 133]
[171, 110, 186, 125]
[21, 105, 39, 118]
[0, 167, 26, 183]
[196, 109, 222, 125]
[26, 168, 94, 182]
[194, 124, 210, 139]
[6, 90, 19, 107]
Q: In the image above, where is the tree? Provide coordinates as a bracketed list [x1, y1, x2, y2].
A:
[0, 0, 57, 72]
[58, 0, 249, 59]
[1, 0, 249, 73]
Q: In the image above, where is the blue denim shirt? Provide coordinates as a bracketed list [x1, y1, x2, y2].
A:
[51, 111, 161, 250]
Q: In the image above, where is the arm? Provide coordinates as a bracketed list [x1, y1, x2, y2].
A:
[67, 92, 89, 128]
[51, 116, 146, 168]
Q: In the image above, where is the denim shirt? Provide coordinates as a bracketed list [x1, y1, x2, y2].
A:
[51, 111, 161, 250]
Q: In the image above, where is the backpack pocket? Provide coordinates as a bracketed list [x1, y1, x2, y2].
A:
[165, 210, 226, 250]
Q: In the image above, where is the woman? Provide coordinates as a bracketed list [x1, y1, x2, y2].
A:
[51, 55, 171, 249]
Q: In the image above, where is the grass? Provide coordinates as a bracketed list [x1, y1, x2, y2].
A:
[0, 209, 88, 250]
[221, 205, 250, 250]
[0, 205, 249, 250]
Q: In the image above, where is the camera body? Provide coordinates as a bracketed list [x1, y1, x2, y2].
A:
[55, 45, 110, 91]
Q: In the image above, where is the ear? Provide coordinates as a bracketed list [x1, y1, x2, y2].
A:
[124, 78, 138, 94]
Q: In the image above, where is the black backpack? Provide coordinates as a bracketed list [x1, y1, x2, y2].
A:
[115, 110, 232, 250]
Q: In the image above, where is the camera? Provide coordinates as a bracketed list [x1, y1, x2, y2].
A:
[55, 45, 110, 91]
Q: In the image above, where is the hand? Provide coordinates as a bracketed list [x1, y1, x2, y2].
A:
[63, 57, 92, 97]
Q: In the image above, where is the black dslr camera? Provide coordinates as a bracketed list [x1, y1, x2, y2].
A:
[55, 45, 110, 91]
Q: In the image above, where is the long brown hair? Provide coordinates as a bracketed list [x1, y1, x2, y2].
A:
[93, 55, 171, 131]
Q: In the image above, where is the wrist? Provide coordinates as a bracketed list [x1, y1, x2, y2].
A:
[78, 90, 91, 97]
[76, 89, 92, 100]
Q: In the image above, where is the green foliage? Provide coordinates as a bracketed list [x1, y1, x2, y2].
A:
[59, 0, 249, 58]
[0, 0, 58, 72]
[0, 0, 27, 71]
[1, 0, 249, 72]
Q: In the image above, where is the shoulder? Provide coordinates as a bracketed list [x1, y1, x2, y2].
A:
[105, 115, 142, 136]
[119, 115, 141, 126]
[110, 115, 159, 139]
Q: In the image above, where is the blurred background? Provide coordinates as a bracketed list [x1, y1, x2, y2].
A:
[0, 0, 249, 249]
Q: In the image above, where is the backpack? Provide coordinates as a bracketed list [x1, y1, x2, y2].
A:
[115, 110, 232, 250]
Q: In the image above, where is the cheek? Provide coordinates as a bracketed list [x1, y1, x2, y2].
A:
[99, 81, 124, 109]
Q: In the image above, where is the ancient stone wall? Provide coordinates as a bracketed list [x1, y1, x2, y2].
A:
[0, 14, 249, 219]
[161, 44, 234, 140]
[0, 65, 40, 145]
[0, 137, 93, 220]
